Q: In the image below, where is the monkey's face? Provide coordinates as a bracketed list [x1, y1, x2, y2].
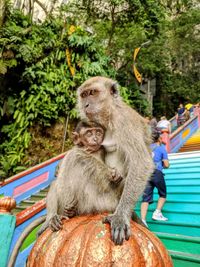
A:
[80, 127, 104, 152]
[78, 77, 119, 126]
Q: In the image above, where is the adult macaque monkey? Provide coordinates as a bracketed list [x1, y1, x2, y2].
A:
[37, 121, 122, 236]
[78, 76, 154, 245]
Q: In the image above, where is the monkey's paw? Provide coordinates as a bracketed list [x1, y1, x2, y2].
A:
[110, 168, 123, 185]
[63, 208, 76, 218]
[103, 214, 131, 245]
[49, 214, 69, 231]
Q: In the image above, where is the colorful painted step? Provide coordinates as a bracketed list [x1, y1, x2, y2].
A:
[156, 232, 200, 255]
[12, 187, 49, 215]
[169, 250, 200, 267]
[179, 129, 200, 152]
[3, 127, 200, 266]
[136, 148, 200, 267]
[157, 233, 200, 267]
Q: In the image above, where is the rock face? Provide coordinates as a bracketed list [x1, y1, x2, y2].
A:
[11, 0, 68, 22]
[27, 214, 173, 267]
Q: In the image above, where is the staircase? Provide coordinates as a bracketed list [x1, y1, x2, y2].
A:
[12, 187, 49, 215]
[136, 151, 200, 267]
[179, 129, 200, 152]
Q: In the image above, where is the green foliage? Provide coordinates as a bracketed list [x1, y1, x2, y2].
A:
[1, 1, 200, 178]
[0, 8, 115, 178]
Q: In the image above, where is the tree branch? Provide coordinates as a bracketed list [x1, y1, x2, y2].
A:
[34, 0, 48, 15]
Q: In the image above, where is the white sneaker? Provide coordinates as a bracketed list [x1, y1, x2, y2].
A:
[152, 210, 168, 221]
[142, 219, 148, 228]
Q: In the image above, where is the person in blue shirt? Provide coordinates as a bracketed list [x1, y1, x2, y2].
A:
[140, 131, 170, 227]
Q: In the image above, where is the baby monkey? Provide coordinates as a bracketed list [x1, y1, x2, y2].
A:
[38, 120, 122, 235]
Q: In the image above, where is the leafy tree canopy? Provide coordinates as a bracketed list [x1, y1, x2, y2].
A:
[0, 0, 200, 178]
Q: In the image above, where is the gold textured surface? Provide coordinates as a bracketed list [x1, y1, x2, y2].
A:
[27, 214, 173, 267]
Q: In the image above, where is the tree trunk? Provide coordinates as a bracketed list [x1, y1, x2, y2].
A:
[0, 0, 5, 27]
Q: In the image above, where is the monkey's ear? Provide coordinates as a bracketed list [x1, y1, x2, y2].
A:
[72, 132, 81, 145]
[110, 82, 119, 97]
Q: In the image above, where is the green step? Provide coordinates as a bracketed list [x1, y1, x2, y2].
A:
[16, 203, 32, 209]
[28, 195, 45, 201]
[15, 206, 25, 210]
[41, 188, 49, 192]
[148, 221, 200, 237]
[11, 186, 49, 215]
[34, 192, 47, 197]
[22, 200, 36, 205]
[11, 208, 25, 215]
[169, 250, 200, 267]
[155, 232, 200, 255]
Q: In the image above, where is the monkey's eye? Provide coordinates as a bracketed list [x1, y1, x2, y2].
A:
[86, 131, 92, 137]
[81, 91, 88, 98]
[90, 89, 98, 96]
[96, 131, 102, 136]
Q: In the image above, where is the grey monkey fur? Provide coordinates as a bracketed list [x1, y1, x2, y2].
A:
[77, 76, 154, 245]
[38, 146, 123, 236]
[38, 76, 154, 243]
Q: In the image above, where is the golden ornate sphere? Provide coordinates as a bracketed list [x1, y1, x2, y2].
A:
[0, 196, 16, 213]
[27, 214, 173, 267]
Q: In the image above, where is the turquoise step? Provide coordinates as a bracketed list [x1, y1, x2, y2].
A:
[166, 179, 200, 185]
[164, 167, 200, 174]
[148, 221, 200, 236]
[136, 200, 200, 213]
[138, 192, 200, 202]
[165, 176, 200, 180]
[166, 186, 200, 193]
[170, 250, 200, 267]
[165, 172, 200, 179]
[157, 185, 200, 193]
[135, 208, 200, 224]
[168, 161, 200, 167]
[155, 232, 200, 255]
[169, 158, 200, 164]
[153, 192, 200, 201]
[169, 158, 200, 165]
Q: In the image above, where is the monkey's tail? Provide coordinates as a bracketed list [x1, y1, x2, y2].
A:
[7, 215, 46, 267]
